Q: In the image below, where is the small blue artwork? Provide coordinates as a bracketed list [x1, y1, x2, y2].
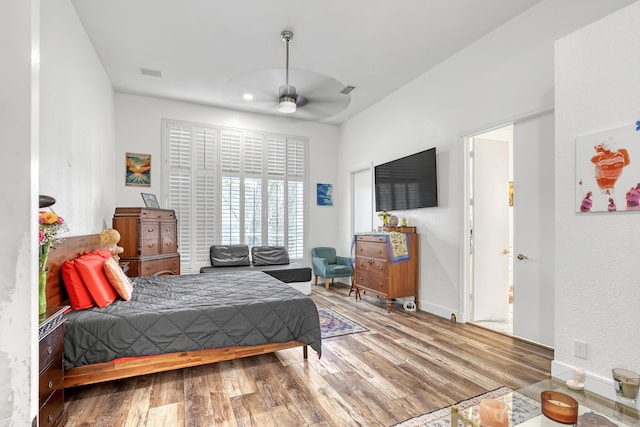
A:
[317, 183, 333, 206]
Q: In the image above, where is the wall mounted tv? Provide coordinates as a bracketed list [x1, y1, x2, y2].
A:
[374, 147, 438, 211]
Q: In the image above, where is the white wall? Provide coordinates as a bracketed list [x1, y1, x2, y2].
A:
[554, 0, 640, 394]
[115, 93, 341, 268]
[40, 0, 116, 234]
[338, 0, 635, 319]
[0, 0, 39, 423]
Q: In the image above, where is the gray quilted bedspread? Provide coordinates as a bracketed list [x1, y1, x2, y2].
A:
[64, 271, 322, 368]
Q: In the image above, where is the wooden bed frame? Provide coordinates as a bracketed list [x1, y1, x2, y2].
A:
[46, 234, 310, 388]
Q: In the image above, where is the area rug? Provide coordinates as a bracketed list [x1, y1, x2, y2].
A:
[318, 307, 368, 339]
[392, 386, 540, 427]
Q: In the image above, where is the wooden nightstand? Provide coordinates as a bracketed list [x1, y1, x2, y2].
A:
[39, 306, 69, 427]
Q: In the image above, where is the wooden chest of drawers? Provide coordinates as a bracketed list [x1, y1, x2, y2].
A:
[113, 207, 180, 277]
[39, 306, 69, 427]
[353, 231, 419, 313]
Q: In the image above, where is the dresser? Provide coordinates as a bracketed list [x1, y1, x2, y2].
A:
[353, 227, 419, 313]
[112, 207, 180, 277]
[39, 306, 69, 427]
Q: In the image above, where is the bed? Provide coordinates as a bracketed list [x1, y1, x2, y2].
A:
[45, 234, 322, 388]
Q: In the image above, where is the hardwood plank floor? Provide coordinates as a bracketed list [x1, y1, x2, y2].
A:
[64, 283, 553, 426]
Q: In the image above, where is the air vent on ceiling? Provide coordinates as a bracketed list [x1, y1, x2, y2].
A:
[140, 67, 163, 78]
[340, 85, 356, 95]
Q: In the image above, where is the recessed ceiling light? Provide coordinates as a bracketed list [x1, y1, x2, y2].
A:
[140, 67, 163, 78]
[243, 93, 254, 101]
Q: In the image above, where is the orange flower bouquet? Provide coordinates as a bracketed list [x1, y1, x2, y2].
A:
[38, 210, 68, 314]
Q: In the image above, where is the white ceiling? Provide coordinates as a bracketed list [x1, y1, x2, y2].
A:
[70, 0, 541, 125]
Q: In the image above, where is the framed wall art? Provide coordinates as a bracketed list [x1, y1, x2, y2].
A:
[125, 152, 151, 187]
[576, 123, 640, 213]
[317, 183, 333, 206]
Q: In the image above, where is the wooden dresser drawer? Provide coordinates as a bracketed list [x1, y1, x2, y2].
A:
[140, 256, 180, 276]
[355, 256, 388, 276]
[356, 241, 387, 259]
[140, 221, 161, 257]
[39, 387, 65, 427]
[160, 221, 177, 253]
[39, 326, 63, 371]
[355, 272, 389, 294]
[39, 353, 63, 404]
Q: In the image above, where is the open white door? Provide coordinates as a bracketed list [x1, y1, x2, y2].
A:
[512, 112, 554, 346]
[352, 167, 373, 234]
[472, 138, 510, 321]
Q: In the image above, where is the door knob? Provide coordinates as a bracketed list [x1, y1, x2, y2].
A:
[503, 249, 510, 255]
[517, 253, 528, 260]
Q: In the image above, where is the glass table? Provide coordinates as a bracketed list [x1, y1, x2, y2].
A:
[452, 372, 639, 427]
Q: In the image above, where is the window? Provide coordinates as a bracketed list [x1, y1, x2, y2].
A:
[163, 120, 307, 273]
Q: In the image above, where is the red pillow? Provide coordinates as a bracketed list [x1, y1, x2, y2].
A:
[85, 249, 112, 260]
[74, 253, 117, 308]
[61, 260, 95, 310]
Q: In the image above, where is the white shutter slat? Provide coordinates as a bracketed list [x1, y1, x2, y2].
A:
[287, 181, 304, 259]
[221, 176, 241, 244]
[221, 130, 241, 174]
[243, 133, 264, 176]
[267, 136, 286, 177]
[287, 138, 305, 179]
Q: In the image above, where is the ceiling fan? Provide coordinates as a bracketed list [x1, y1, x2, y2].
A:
[222, 30, 353, 121]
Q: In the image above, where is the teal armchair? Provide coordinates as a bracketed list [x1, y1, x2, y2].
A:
[311, 247, 353, 289]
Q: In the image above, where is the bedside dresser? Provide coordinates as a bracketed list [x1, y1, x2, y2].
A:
[39, 306, 69, 427]
[353, 229, 419, 313]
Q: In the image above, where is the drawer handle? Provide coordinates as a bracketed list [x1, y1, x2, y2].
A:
[48, 380, 54, 389]
[48, 415, 53, 423]
[147, 243, 155, 248]
[47, 346, 53, 355]
[166, 242, 171, 246]
[146, 265, 152, 270]
[166, 228, 171, 232]
[379, 282, 383, 288]
[378, 266, 383, 271]
[147, 228, 155, 232]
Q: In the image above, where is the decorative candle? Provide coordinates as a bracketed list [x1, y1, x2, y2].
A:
[540, 391, 578, 424]
[612, 368, 640, 401]
[479, 398, 509, 427]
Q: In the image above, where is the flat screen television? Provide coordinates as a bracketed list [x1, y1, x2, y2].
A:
[374, 147, 438, 211]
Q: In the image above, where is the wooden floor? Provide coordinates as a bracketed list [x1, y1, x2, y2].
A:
[64, 283, 553, 427]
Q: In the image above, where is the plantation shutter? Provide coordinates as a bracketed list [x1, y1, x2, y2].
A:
[267, 136, 286, 246]
[167, 124, 193, 266]
[193, 127, 217, 264]
[220, 130, 242, 244]
[287, 138, 306, 258]
[162, 119, 308, 272]
[244, 133, 264, 246]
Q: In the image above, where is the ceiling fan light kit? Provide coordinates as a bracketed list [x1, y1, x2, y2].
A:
[279, 30, 297, 114]
[278, 84, 297, 113]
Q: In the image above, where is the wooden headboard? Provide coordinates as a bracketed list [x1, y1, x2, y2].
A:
[46, 234, 101, 308]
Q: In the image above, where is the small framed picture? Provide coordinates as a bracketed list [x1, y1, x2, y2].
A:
[141, 193, 160, 209]
[125, 152, 151, 187]
[317, 183, 333, 206]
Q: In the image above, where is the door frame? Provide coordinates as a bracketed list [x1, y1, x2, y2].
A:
[350, 162, 374, 238]
[461, 108, 554, 325]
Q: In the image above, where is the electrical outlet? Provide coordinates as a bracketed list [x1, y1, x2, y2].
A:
[574, 340, 588, 359]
